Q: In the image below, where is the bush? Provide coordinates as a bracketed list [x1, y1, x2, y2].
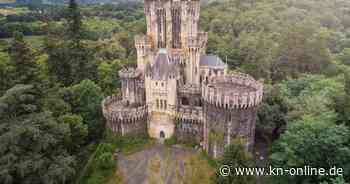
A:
[164, 136, 177, 146]
[96, 152, 115, 170]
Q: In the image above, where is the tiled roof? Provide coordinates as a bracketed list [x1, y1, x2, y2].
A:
[151, 49, 179, 80]
[200, 55, 226, 68]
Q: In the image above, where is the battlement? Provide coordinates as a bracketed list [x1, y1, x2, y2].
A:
[102, 95, 147, 122]
[187, 36, 200, 49]
[187, 32, 208, 49]
[135, 35, 152, 47]
[177, 106, 203, 121]
[119, 67, 142, 79]
[202, 73, 263, 109]
[197, 32, 208, 49]
[178, 84, 201, 94]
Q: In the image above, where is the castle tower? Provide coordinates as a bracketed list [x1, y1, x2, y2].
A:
[144, 49, 180, 139]
[187, 37, 201, 84]
[202, 74, 263, 158]
[138, 0, 204, 85]
[119, 68, 145, 105]
[143, 0, 200, 50]
[135, 35, 152, 71]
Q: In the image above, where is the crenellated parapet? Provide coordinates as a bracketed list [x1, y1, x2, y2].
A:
[187, 36, 201, 49]
[102, 95, 122, 118]
[102, 94, 148, 135]
[119, 67, 142, 79]
[178, 84, 201, 94]
[135, 35, 152, 46]
[177, 106, 203, 121]
[102, 95, 147, 121]
[202, 73, 263, 109]
[175, 106, 204, 144]
[186, 32, 207, 49]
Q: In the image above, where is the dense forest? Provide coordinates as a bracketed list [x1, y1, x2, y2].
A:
[0, 0, 350, 184]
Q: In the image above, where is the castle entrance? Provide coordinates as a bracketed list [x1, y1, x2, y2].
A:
[160, 131, 165, 138]
[148, 112, 174, 139]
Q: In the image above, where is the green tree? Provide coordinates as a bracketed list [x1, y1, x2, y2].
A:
[345, 70, 350, 125]
[45, 1, 97, 86]
[63, 80, 104, 140]
[45, 31, 73, 86]
[58, 114, 88, 152]
[272, 21, 332, 81]
[338, 48, 350, 65]
[0, 52, 11, 94]
[8, 31, 39, 86]
[213, 139, 255, 184]
[277, 74, 344, 122]
[66, 0, 84, 44]
[257, 84, 287, 140]
[95, 35, 127, 61]
[239, 31, 275, 81]
[270, 114, 350, 183]
[321, 177, 349, 184]
[97, 60, 124, 95]
[0, 85, 76, 184]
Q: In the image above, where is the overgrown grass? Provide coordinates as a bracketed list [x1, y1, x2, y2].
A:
[199, 151, 219, 169]
[164, 136, 177, 146]
[164, 136, 200, 148]
[77, 130, 153, 184]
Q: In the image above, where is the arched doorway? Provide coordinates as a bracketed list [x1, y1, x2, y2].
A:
[160, 131, 165, 139]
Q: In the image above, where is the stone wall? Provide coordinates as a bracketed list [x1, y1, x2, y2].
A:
[174, 106, 204, 144]
[201, 74, 263, 158]
[204, 103, 257, 157]
[102, 95, 148, 135]
[119, 68, 145, 106]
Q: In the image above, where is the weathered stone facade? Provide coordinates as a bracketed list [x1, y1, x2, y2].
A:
[102, 0, 263, 157]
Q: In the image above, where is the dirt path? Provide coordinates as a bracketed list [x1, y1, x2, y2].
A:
[117, 144, 213, 184]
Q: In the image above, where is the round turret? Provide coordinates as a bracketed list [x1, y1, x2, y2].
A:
[202, 73, 263, 158]
[102, 95, 148, 135]
[202, 73, 263, 109]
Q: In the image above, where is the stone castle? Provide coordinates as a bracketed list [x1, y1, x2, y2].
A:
[102, 0, 263, 157]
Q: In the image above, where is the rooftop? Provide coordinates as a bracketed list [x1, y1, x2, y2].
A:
[149, 49, 179, 80]
[200, 55, 226, 68]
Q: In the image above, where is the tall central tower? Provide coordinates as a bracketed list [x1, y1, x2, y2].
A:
[135, 0, 207, 85]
